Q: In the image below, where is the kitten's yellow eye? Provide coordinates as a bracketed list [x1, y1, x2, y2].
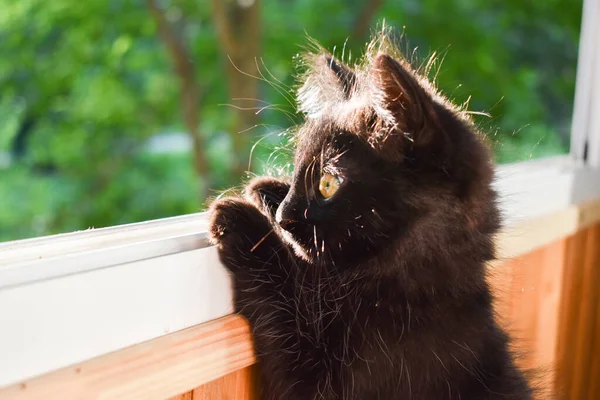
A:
[319, 173, 342, 199]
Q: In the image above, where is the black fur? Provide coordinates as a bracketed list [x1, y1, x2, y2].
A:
[208, 34, 533, 399]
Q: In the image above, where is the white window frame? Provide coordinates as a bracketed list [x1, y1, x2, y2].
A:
[571, 0, 600, 166]
[2, 2, 600, 388]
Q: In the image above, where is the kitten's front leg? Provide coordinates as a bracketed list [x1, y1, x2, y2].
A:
[208, 197, 288, 282]
[208, 198, 307, 399]
[209, 176, 290, 280]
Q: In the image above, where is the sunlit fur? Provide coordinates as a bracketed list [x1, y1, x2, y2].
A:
[208, 32, 534, 400]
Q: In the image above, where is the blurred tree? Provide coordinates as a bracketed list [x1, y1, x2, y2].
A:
[211, 0, 261, 177]
[0, 0, 195, 238]
[146, 0, 209, 197]
[352, 0, 385, 41]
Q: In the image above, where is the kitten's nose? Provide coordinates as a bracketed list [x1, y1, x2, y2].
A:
[276, 192, 303, 231]
[277, 218, 297, 231]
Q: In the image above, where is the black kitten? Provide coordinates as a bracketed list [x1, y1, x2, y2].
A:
[208, 35, 533, 399]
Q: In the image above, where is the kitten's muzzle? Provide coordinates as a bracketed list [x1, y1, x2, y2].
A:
[276, 193, 299, 230]
[276, 192, 311, 233]
[276, 208, 303, 233]
[277, 218, 298, 231]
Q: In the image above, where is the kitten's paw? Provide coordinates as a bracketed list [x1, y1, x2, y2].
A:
[208, 198, 272, 249]
[243, 177, 290, 218]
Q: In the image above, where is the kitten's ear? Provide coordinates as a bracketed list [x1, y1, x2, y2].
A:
[297, 54, 356, 118]
[321, 55, 356, 98]
[368, 53, 440, 151]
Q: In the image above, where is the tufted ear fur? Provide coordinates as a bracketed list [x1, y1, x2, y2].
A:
[366, 53, 445, 160]
[297, 54, 357, 118]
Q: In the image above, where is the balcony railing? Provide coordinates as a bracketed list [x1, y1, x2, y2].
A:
[0, 158, 600, 399]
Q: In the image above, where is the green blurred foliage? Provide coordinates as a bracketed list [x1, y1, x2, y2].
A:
[0, 0, 582, 241]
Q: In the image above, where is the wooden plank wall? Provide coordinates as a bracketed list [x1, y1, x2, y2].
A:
[169, 367, 258, 400]
[556, 224, 600, 399]
[174, 222, 600, 399]
[491, 222, 600, 399]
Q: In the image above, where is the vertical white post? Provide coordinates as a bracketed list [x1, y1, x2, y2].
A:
[587, 2, 600, 167]
[570, 0, 599, 164]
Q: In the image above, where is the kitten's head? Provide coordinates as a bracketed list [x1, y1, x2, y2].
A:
[276, 35, 500, 273]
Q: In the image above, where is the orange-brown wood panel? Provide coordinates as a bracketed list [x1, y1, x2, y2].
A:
[490, 222, 600, 399]
[562, 224, 600, 399]
[193, 367, 257, 400]
[169, 366, 258, 400]
[586, 296, 600, 399]
[490, 238, 567, 374]
[169, 391, 193, 400]
[554, 229, 588, 398]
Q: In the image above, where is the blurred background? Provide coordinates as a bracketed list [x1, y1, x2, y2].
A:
[0, 0, 583, 241]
